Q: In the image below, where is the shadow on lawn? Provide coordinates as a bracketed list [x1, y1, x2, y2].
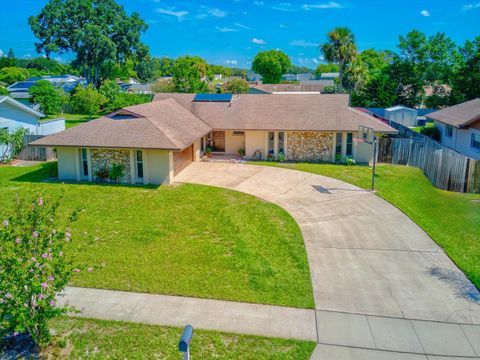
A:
[11, 162, 159, 190]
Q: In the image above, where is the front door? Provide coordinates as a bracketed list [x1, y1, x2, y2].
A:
[212, 131, 225, 152]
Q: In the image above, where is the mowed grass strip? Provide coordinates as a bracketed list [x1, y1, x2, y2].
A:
[253, 162, 480, 289]
[0, 162, 314, 308]
[40, 317, 316, 359]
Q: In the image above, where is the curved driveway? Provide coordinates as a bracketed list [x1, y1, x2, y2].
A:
[176, 162, 480, 325]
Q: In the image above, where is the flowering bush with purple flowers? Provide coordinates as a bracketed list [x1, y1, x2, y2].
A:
[0, 195, 81, 345]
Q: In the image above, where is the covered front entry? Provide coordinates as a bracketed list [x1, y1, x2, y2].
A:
[173, 145, 193, 176]
[211, 131, 225, 152]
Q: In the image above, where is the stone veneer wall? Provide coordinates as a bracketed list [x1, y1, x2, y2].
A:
[91, 149, 131, 183]
[287, 131, 334, 162]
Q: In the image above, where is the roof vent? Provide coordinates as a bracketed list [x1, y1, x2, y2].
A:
[193, 93, 232, 102]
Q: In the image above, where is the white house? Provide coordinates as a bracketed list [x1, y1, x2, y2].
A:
[427, 99, 480, 160]
[0, 96, 65, 136]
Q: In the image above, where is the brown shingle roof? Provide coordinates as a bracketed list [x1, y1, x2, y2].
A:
[31, 98, 211, 150]
[153, 93, 397, 133]
[427, 98, 480, 128]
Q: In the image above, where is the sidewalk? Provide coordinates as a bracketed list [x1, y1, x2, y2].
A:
[58, 287, 317, 341]
[60, 287, 480, 359]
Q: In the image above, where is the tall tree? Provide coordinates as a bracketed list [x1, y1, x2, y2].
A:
[320, 27, 357, 88]
[450, 36, 480, 102]
[252, 50, 291, 84]
[172, 56, 211, 93]
[29, 0, 148, 87]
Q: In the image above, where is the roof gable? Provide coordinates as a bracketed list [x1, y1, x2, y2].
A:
[427, 98, 480, 128]
[0, 96, 44, 117]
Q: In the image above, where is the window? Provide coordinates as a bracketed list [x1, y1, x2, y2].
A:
[335, 133, 342, 156]
[136, 150, 144, 179]
[278, 132, 285, 154]
[81, 148, 88, 177]
[346, 133, 353, 157]
[445, 125, 453, 138]
[233, 131, 245, 136]
[201, 137, 205, 152]
[268, 132, 275, 156]
[472, 133, 480, 150]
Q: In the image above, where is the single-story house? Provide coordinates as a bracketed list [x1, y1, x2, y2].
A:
[30, 93, 397, 185]
[427, 98, 480, 160]
[7, 75, 85, 104]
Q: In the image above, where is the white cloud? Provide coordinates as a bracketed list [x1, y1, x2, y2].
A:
[272, 3, 296, 11]
[290, 39, 318, 47]
[254, 1, 264, 6]
[0, 49, 3, 57]
[303, 2, 343, 10]
[312, 58, 319, 64]
[155, 7, 188, 20]
[252, 38, 266, 44]
[216, 26, 239, 32]
[420, 10, 430, 16]
[208, 8, 228, 17]
[235, 22, 252, 30]
[462, 2, 480, 11]
[226, 59, 238, 65]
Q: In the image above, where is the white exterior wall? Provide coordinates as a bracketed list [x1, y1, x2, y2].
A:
[435, 121, 480, 160]
[56, 147, 78, 181]
[144, 149, 173, 185]
[0, 101, 39, 134]
[37, 119, 65, 135]
[225, 130, 246, 154]
[245, 131, 266, 159]
[56, 147, 174, 185]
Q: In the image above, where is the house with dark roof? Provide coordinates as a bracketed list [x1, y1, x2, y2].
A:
[7, 75, 85, 104]
[31, 93, 397, 185]
[427, 99, 480, 160]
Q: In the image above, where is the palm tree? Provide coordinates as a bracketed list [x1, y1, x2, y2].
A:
[320, 27, 357, 88]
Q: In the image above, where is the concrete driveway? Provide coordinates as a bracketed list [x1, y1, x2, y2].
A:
[176, 162, 480, 325]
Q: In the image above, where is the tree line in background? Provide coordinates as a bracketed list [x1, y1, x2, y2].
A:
[0, 0, 478, 111]
[318, 27, 480, 108]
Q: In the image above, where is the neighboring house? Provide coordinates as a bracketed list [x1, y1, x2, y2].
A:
[0, 96, 65, 135]
[7, 75, 85, 104]
[31, 93, 396, 185]
[250, 80, 334, 94]
[281, 73, 315, 82]
[319, 72, 340, 80]
[427, 98, 480, 160]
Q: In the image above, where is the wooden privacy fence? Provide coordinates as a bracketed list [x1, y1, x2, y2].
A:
[378, 137, 480, 193]
[14, 135, 56, 162]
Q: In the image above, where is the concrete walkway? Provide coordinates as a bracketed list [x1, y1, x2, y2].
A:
[59, 287, 317, 341]
[175, 162, 480, 358]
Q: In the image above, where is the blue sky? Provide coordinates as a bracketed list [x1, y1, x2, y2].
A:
[0, 0, 478, 68]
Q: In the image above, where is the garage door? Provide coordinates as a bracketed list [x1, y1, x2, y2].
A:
[173, 145, 193, 176]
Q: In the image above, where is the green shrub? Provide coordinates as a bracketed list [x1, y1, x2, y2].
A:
[0, 195, 83, 345]
[28, 80, 66, 115]
[108, 163, 125, 182]
[345, 157, 356, 166]
[0, 128, 26, 163]
[420, 126, 441, 141]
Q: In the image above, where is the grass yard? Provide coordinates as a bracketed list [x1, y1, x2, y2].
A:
[35, 317, 315, 359]
[253, 162, 480, 289]
[44, 113, 100, 128]
[0, 162, 314, 308]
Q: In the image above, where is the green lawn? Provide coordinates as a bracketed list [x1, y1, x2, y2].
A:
[253, 161, 480, 289]
[411, 122, 435, 133]
[44, 113, 100, 128]
[40, 317, 315, 359]
[0, 162, 314, 308]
